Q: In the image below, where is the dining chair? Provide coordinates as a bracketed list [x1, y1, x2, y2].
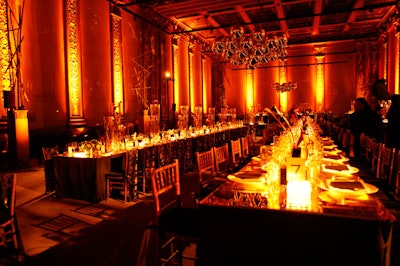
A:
[145, 159, 200, 265]
[370, 140, 382, 179]
[261, 128, 268, 145]
[105, 149, 137, 203]
[363, 135, 373, 164]
[340, 130, 354, 158]
[240, 136, 250, 162]
[213, 143, 230, 176]
[0, 173, 22, 256]
[378, 145, 395, 186]
[195, 149, 226, 202]
[230, 139, 242, 170]
[247, 133, 257, 156]
[195, 149, 215, 184]
[393, 150, 400, 195]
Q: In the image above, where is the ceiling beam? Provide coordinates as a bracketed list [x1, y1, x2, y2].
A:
[274, 0, 289, 36]
[236, 5, 254, 32]
[344, 0, 365, 32]
[200, 12, 229, 37]
[312, 0, 323, 35]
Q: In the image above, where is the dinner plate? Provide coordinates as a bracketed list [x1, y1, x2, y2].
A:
[322, 163, 359, 176]
[318, 191, 370, 204]
[227, 173, 263, 183]
[322, 154, 349, 164]
[323, 148, 343, 155]
[227, 174, 266, 191]
[319, 180, 378, 194]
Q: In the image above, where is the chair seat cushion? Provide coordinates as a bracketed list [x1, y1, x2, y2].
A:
[158, 207, 202, 238]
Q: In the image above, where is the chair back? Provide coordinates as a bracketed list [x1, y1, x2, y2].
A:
[379, 145, 395, 185]
[247, 133, 256, 155]
[230, 139, 242, 168]
[363, 135, 373, 162]
[0, 173, 17, 217]
[0, 173, 18, 251]
[150, 159, 181, 217]
[241, 137, 249, 160]
[213, 144, 230, 175]
[394, 150, 400, 195]
[262, 129, 268, 145]
[195, 149, 215, 184]
[371, 141, 382, 178]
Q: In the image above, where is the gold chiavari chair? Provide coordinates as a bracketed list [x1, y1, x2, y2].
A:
[137, 159, 200, 265]
[230, 139, 242, 170]
[363, 135, 373, 164]
[379, 145, 395, 186]
[240, 136, 250, 162]
[370, 140, 382, 179]
[0, 173, 22, 257]
[393, 150, 400, 195]
[213, 143, 230, 176]
[195, 149, 215, 184]
[105, 149, 137, 203]
[247, 133, 257, 156]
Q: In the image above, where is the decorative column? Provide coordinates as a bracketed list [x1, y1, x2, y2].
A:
[110, 6, 124, 115]
[0, 0, 9, 115]
[315, 46, 325, 112]
[65, 0, 85, 126]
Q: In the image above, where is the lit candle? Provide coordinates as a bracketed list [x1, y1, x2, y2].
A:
[286, 180, 312, 211]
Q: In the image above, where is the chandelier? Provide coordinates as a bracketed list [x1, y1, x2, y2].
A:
[272, 82, 298, 93]
[211, 26, 288, 69]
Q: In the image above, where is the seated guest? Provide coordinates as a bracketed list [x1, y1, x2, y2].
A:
[370, 106, 385, 143]
[349, 98, 377, 159]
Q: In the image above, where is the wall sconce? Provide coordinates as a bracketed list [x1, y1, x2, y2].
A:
[165, 71, 174, 81]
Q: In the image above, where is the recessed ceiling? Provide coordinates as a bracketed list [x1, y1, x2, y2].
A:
[110, 0, 399, 45]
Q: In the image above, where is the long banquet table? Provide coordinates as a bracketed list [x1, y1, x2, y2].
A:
[53, 124, 249, 203]
[196, 136, 395, 266]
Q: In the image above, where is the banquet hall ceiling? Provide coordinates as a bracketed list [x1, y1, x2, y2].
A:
[110, 0, 399, 45]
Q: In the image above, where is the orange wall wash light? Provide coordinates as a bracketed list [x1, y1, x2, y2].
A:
[65, 0, 85, 126]
[383, 37, 388, 82]
[201, 54, 207, 112]
[110, 6, 124, 115]
[395, 30, 400, 94]
[189, 46, 194, 111]
[172, 36, 179, 110]
[315, 47, 325, 112]
[279, 62, 288, 113]
[246, 69, 254, 112]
